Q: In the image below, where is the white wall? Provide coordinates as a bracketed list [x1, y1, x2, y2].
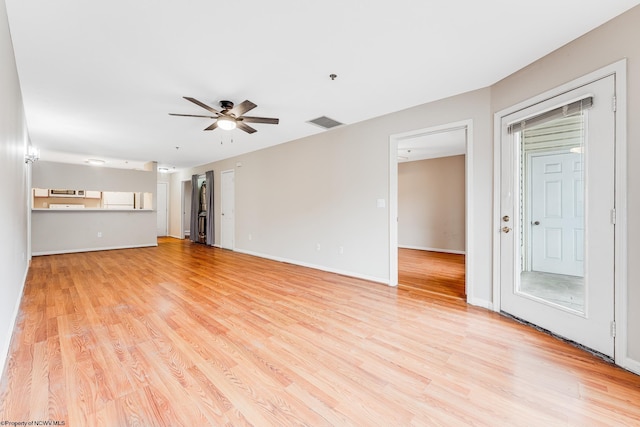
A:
[398, 156, 465, 253]
[491, 5, 640, 365]
[0, 0, 30, 376]
[31, 161, 157, 254]
[169, 88, 492, 289]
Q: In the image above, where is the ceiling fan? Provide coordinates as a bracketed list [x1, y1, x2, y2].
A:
[169, 97, 279, 134]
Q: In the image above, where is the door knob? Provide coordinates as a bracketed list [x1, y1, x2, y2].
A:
[501, 226, 512, 233]
[532, 221, 540, 225]
[502, 215, 510, 222]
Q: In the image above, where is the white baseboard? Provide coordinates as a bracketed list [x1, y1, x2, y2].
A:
[467, 297, 493, 310]
[621, 356, 640, 376]
[0, 263, 29, 380]
[398, 245, 465, 255]
[234, 248, 389, 286]
[33, 243, 157, 256]
[168, 234, 183, 239]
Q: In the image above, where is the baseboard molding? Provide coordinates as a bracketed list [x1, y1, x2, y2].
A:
[621, 356, 640, 376]
[33, 243, 158, 256]
[168, 234, 184, 239]
[398, 245, 465, 255]
[234, 248, 390, 286]
[0, 262, 29, 380]
[467, 297, 493, 310]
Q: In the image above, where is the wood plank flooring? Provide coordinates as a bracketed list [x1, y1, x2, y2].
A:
[1, 238, 639, 426]
[398, 248, 465, 300]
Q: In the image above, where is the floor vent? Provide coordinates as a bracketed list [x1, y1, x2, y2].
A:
[307, 116, 343, 130]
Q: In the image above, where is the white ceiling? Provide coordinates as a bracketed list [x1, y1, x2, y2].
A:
[6, 0, 639, 171]
[398, 129, 466, 163]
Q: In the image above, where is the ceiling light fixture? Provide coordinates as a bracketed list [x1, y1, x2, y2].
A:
[217, 116, 237, 131]
[86, 158, 106, 165]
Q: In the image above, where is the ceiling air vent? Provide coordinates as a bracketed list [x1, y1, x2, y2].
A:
[307, 116, 343, 130]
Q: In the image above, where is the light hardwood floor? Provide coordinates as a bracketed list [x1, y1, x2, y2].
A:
[1, 238, 639, 426]
[398, 248, 465, 300]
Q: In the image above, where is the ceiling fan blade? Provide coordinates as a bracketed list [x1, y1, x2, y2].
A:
[169, 113, 217, 119]
[236, 121, 257, 134]
[184, 97, 219, 114]
[229, 100, 257, 117]
[204, 121, 219, 131]
[241, 116, 279, 125]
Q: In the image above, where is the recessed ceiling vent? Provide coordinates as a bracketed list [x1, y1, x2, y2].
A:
[307, 116, 343, 130]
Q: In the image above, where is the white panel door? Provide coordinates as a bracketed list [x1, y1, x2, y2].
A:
[220, 170, 235, 250]
[500, 75, 615, 357]
[530, 152, 584, 276]
[156, 183, 168, 236]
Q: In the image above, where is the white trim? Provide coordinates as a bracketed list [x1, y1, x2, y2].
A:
[32, 243, 157, 256]
[467, 297, 493, 311]
[168, 234, 183, 239]
[398, 245, 465, 255]
[622, 357, 640, 376]
[389, 138, 398, 287]
[613, 60, 628, 368]
[492, 59, 628, 367]
[389, 119, 474, 300]
[492, 111, 503, 312]
[180, 179, 187, 241]
[0, 264, 29, 379]
[235, 248, 389, 285]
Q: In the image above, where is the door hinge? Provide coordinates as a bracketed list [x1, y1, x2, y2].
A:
[612, 95, 617, 112]
[611, 208, 616, 225]
[611, 321, 616, 338]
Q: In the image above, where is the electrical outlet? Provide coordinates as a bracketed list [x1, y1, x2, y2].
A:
[248, 234, 252, 241]
[339, 246, 344, 254]
[97, 232, 102, 238]
[316, 243, 321, 251]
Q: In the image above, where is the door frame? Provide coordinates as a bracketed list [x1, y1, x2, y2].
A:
[492, 59, 628, 366]
[220, 169, 235, 250]
[389, 119, 474, 303]
[180, 179, 191, 240]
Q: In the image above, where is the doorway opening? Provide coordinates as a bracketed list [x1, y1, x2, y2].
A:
[389, 120, 473, 303]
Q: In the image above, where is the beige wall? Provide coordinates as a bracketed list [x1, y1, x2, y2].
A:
[31, 161, 157, 254]
[0, 0, 30, 376]
[167, 5, 640, 366]
[398, 156, 465, 253]
[169, 88, 492, 288]
[33, 161, 157, 193]
[491, 4, 640, 366]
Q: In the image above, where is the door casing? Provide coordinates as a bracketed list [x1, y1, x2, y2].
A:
[389, 119, 474, 304]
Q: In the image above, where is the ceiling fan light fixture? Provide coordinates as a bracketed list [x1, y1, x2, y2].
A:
[217, 116, 237, 130]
